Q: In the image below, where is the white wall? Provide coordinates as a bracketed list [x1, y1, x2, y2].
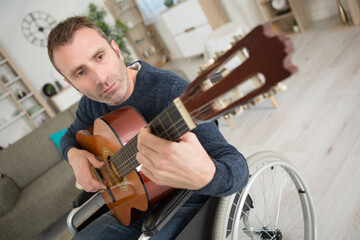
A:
[0, 0, 114, 99]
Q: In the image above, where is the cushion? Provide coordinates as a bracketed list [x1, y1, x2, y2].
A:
[0, 109, 75, 189]
[50, 128, 68, 152]
[0, 162, 79, 239]
[0, 175, 21, 216]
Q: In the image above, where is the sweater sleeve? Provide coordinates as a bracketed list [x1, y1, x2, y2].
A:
[193, 122, 249, 197]
[60, 97, 97, 161]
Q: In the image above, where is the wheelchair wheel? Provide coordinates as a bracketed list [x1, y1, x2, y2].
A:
[213, 151, 317, 240]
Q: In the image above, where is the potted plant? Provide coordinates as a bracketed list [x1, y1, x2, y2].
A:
[87, 3, 133, 64]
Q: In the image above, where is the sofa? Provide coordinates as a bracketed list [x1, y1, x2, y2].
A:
[0, 103, 81, 240]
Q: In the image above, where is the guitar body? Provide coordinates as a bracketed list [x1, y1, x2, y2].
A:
[76, 106, 174, 226]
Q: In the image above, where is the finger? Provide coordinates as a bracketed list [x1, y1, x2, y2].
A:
[178, 131, 197, 142]
[136, 151, 155, 169]
[88, 178, 107, 192]
[86, 154, 105, 169]
[77, 164, 106, 191]
[138, 127, 169, 152]
[80, 176, 106, 192]
[139, 165, 156, 182]
[137, 141, 159, 164]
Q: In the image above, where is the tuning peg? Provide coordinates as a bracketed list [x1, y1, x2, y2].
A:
[274, 83, 287, 93]
[233, 35, 243, 42]
[198, 64, 209, 74]
[215, 51, 222, 58]
[208, 58, 215, 65]
[253, 95, 264, 105]
[243, 102, 254, 110]
[231, 106, 244, 116]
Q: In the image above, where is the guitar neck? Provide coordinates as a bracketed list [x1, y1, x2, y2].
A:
[111, 98, 196, 178]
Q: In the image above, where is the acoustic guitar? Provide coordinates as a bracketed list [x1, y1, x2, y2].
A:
[75, 23, 297, 226]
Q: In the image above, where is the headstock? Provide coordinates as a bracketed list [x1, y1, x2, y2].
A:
[179, 22, 297, 124]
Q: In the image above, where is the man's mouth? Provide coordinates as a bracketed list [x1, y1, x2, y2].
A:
[102, 82, 117, 95]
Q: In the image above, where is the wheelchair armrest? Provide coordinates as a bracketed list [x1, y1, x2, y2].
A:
[67, 192, 106, 235]
[141, 189, 193, 236]
[71, 190, 96, 208]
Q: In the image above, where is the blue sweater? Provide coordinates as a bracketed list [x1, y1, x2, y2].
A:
[60, 61, 248, 202]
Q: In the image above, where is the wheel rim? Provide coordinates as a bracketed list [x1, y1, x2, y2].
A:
[231, 160, 315, 240]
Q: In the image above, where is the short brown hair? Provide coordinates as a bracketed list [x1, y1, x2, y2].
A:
[47, 16, 108, 72]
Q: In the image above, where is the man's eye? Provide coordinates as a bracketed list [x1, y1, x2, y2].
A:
[97, 54, 104, 60]
[77, 70, 84, 77]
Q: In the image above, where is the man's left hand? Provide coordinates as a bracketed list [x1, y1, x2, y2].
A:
[136, 127, 216, 190]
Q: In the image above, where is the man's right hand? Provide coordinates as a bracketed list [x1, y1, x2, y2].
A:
[67, 148, 107, 192]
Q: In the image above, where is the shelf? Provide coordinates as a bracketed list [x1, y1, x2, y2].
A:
[256, 0, 311, 35]
[115, 1, 137, 14]
[30, 108, 45, 118]
[270, 12, 294, 22]
[128, 20, 144, 29]
[5, 76, 21, 87]
[105, 0, 169, 67]
[0, 111, 26, 131]
[18, 93, 34, 103]
[0, 92, 10, 101]
[0, 44, 55, 147]
[258, 0, 271, 3]
[0, 59, 7, 66]
[331, 0, 360, 31]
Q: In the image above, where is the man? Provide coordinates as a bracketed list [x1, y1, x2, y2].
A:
[47, 16, 248, 239]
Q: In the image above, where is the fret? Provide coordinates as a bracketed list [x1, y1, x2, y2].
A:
[111, 99, 193, 178]
[149, 102, 190, 141]
[165, 110, 181, 137]
[156, 115, 172, 140]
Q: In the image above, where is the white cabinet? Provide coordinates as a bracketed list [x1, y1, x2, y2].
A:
[161, 0, 213, 58]
[50, 87, 82, 112]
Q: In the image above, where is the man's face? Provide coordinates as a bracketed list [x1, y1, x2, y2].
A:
[53, 27, 131, 106]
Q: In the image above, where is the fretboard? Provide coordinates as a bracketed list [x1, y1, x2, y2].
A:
[109, 100, 194, 178]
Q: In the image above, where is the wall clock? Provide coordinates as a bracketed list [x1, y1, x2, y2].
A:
[21, 11, 57, 47]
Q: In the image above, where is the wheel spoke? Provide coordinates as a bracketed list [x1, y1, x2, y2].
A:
[213, 152, 316, 240]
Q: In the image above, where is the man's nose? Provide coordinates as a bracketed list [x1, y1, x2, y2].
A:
[91, 66, 107, 84]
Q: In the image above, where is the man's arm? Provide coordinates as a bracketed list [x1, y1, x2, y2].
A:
[137, 122, 249, 197]
[60, 97, 108, 192]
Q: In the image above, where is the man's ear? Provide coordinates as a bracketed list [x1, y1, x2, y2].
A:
[110, 40, 124, 61]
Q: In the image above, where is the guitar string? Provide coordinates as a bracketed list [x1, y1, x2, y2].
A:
[113, 128, 187, 178]
[111, 80, 273, 178]
[110, 104, 192, 176]
[109, 77, 240, 175]
[111, 101, 213, 177]
[111, 106, 190, 176]
[109, 80, 244, 178]
[109, 57, 270, 177]
[96, 84, 226, 186]
[109, 51, 235, 173]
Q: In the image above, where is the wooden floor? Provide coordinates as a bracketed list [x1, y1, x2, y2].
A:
[171, 16, 360, 239]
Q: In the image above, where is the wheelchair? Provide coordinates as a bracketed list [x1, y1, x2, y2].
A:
[67, 150, 317, 239]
